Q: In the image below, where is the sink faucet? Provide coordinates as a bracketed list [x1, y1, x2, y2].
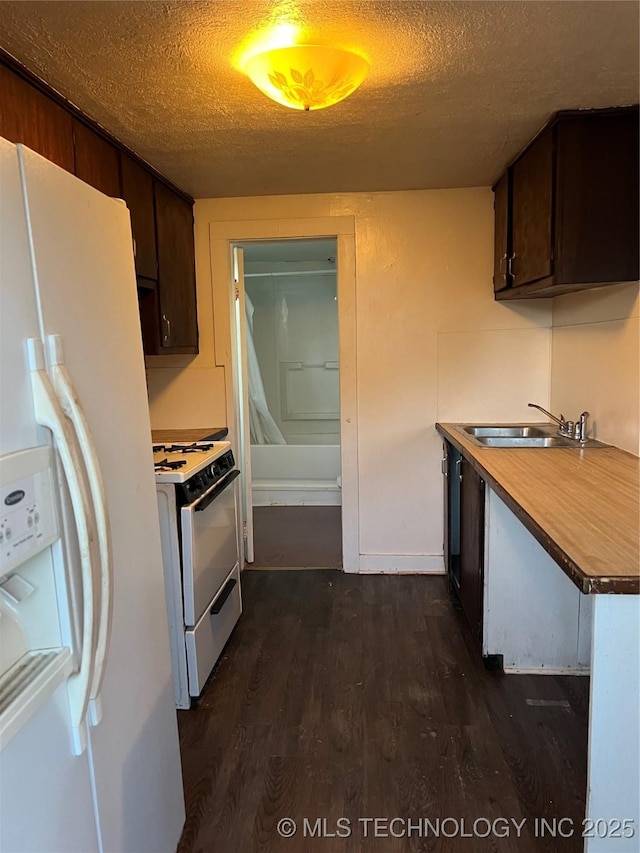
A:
[527, 403, 590, 442]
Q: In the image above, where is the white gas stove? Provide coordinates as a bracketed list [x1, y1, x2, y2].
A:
[153, 439, 242, 709]
[153, 440, 232, 483]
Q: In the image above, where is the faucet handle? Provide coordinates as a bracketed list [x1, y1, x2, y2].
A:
[578, 411, 590, 442]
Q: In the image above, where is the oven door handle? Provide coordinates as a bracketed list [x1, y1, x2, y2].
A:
[210, 578, 237, 615]
[194, 469, 241, 513]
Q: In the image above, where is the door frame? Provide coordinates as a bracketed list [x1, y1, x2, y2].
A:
[209, 216, 359, 572]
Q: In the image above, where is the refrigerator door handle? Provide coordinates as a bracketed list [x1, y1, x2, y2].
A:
[27, 338, 95, 755]
[47, 334, 112, 728]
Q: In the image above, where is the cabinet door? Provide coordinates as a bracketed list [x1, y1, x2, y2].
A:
[459, 459, 485, 645]
[72, 120, 121, 197]
[555, 111, 640, 286]
[511, 128, 554, 287]
[155, 181, 198, 353]
[0, 65, 75, 172]
[493, 172, 511, 292]
[138, 289, 161, 356]
[443, 442, 450, 578]
[120, 154, 158, 281]
[443, 441, 461, 592]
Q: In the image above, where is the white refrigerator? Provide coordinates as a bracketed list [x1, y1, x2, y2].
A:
[0, 139, 185, 852]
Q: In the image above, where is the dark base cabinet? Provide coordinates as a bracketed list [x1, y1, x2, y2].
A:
[458, 458, 485, 646]
[443, 440, 461, 594]
[442, 440, 486, 652]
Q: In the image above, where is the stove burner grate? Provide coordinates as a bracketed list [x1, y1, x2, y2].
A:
[153, 443, 215, 455]
[154, 458, 188, 472]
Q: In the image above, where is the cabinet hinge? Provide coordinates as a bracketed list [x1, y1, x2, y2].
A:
[235, 285, 240, 301]
[243, 521, 248, 541]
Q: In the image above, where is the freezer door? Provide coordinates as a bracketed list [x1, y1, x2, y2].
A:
[0, 138, 47, 454]
[0, 138, 99, 852]
[18, 146, 185, 852]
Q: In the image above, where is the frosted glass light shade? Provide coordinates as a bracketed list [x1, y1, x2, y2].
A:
[245, 45, 369, 111]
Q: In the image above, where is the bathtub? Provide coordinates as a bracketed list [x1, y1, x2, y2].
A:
[250, 444, 341, 506]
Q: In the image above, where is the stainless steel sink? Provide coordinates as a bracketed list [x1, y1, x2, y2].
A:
[475, 435, 579, 448]
[463, 426, 547, 438]
[454, 423, 608, 448]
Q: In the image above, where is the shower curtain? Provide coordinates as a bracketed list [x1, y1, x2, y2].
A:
[245, 293, 286, 445]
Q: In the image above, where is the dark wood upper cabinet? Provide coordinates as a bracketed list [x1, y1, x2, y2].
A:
[494, 105, 639, 300]
[0, 64, 75, 171]
[555, 110, 639, 286]
[120, 154, 158, 282]
[138, 289, 162, 357]
[510, 128, 554, 288]
[1, 55, 199, 357]
[492, 172, 511, 293]
[155, 181, 198, 354]
[72, 119, 121, 197]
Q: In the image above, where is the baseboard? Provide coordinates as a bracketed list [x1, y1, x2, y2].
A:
[253, 489, 341, 506]
[502, 665, 591, 675]
[358, 554, 445, 574]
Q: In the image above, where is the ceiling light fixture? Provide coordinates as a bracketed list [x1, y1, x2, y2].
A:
[244, 45, 369, 111]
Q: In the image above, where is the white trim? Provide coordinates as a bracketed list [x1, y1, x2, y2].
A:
[252, 489, 341, 507]
[208, 216, 359, 572]
[502, 666, 590, 675]
[233, 247, 254, 564]
[359, 554, 445, 574]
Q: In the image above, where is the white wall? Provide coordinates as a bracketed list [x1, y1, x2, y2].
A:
[147, 187, 553, 572]
[551, 282, 640, 456]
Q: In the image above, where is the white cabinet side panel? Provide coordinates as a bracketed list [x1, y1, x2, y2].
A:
[484, 489, 587, 673]
[585, 595, 640, 852]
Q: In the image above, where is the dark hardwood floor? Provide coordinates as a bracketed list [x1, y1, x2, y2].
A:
[177, 572, 589, 853]
[251, 506, 342, 568]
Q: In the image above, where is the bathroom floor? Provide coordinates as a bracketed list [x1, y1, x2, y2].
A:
[250, 506, 342, 568]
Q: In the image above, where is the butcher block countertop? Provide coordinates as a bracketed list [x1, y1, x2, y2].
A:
[437, 423, 640, 595]
[152, 427, 228, 443]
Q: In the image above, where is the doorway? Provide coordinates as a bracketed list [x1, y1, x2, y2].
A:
[211, 214, 357, 572]
[235, 239, 342, 569]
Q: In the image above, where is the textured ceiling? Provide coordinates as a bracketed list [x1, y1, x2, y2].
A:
[0, 1, 638, 198]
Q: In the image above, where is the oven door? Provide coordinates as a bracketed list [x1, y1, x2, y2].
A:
[180, 469, 240, 626]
